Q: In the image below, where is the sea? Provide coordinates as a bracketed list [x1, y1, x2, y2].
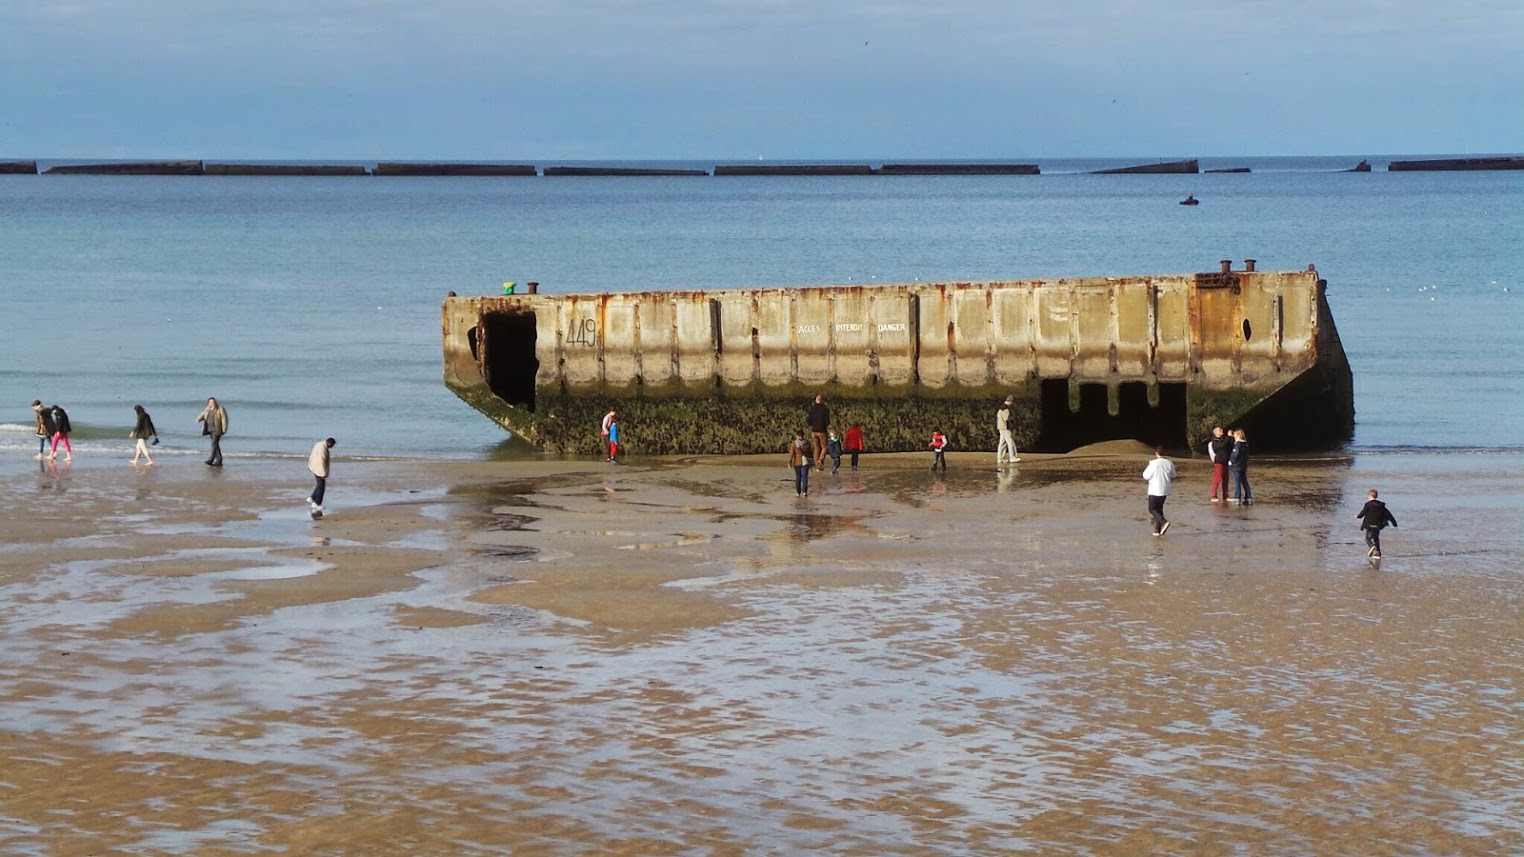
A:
[2, 155, 1521, 462]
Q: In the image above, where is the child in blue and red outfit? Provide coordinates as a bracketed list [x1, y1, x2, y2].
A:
[928, 429, 948, 471]
[607, 417, 621, 462]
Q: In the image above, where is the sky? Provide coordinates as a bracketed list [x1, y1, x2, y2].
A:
[1, 0, 1520, 160]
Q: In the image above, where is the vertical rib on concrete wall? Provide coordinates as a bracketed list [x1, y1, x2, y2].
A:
[952, 286, 992, 387]
[1157, 283, 1191, 380]
[638, 296, 674, 388]
[792, 290, 832, 388]
[1115, 281, 1153, 378]
[674, 294, 715, 387]
[991, 286, 1035, 387]
[756, 291, 792, 388]
[603, 301, 639, 387]
[1033, 283, 1073, 379]
[831, 289, 873, 387]
[561, 297, 602, 392]
[874, 290, 915, 387]
[1072, 283, 1117, 380]
[917, 287, 953, 389]
[716, 295, 756, 387]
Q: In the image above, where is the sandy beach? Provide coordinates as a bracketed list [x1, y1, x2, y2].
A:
[1, 448, 1520, 854]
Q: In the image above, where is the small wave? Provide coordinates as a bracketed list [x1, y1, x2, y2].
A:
[0, 422, 38, 434]
[1347, 445, 1524, 456]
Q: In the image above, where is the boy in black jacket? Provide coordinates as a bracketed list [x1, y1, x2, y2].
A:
[1356, 489, 1399, 558]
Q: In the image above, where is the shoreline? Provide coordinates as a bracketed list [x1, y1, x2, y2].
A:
[2, 449, 1520, 852]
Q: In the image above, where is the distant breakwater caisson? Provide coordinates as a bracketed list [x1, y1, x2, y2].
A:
[12, 156, 1522, 178]
[1387, 156, 1524, 171]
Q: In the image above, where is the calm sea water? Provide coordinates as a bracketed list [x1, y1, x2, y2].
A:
[2, 155, 1521, 460]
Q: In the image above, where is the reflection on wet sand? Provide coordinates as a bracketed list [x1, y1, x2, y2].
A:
[0, 452, 1520, 854]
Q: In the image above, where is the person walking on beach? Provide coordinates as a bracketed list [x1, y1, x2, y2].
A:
[307, 437, 336, 518]
[1356, 489, 1399, 558]
[195, 397, 229, 466]
[1207, 426, 1231, 502]
[807, 395, 831, 471]
[606, 416, 621, 462]
[788, 430, 811, 496]
[1228, 428, 1252, 504]
[600, 408, 617, 459]
[48, 405, 73, 462]
[826, 430, 844, 474]
[929, 429, 948, 471]
[129, 404, 158, 466]
[31, 400, 56, 460]
[996, 396, 1020, 464]
[844, 423, 864, 470]
[1143, 446, 1178, 536]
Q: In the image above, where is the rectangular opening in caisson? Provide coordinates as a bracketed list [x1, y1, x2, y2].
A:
[483, 311, 539, 412]
[1036, 379, 1187, 452]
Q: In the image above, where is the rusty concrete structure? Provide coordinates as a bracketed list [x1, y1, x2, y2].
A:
[442, 263, 1353, 456]
[1091, 159, 1199, 175]
[1387, 156, 1524, 171]
[44, 160, 206, 175]
[373, 162, 536, 176]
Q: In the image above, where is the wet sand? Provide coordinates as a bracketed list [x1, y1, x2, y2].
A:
[2, 450, 1521, 854]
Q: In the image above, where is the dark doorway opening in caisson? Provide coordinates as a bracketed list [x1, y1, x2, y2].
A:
[1036, 379, 1187, 452]
[483, 312, 539, 412]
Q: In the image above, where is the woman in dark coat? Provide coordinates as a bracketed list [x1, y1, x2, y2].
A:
[130, 404, 158, 466]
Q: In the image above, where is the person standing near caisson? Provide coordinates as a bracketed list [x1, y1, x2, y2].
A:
[1229, 428, 1252, 504]
[996, 396, 1020, 464]
[1142, 446, 1178, 536]
[1207, 426, 1231, 502]
[806, 395, 831, 471]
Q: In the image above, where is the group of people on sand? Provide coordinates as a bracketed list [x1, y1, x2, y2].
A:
[1204, 425, 1254, 504]
[788, 395, 866, 495]
[783, 394, 1400, 558]
[26, 396, 338, 520]
[1143, 425, 1251, 540]
[1143, 427, 1397, 557]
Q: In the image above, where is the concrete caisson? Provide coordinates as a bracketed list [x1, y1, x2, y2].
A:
[443, 264, 1353, 456]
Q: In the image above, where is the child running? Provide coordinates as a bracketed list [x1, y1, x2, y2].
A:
[1356, 489, 1399, 558]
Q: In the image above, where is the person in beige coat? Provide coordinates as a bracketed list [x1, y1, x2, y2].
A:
[194, 397, 229, 466]
[307, 437, 336, 518]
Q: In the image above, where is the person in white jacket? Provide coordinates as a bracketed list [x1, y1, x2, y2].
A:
[1142, 446, 1178, 536]
[307, 437, 336, 518]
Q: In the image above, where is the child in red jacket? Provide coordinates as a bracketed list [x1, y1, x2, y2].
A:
[928, 429, 948, 472]
[844, 424, 865, 470]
